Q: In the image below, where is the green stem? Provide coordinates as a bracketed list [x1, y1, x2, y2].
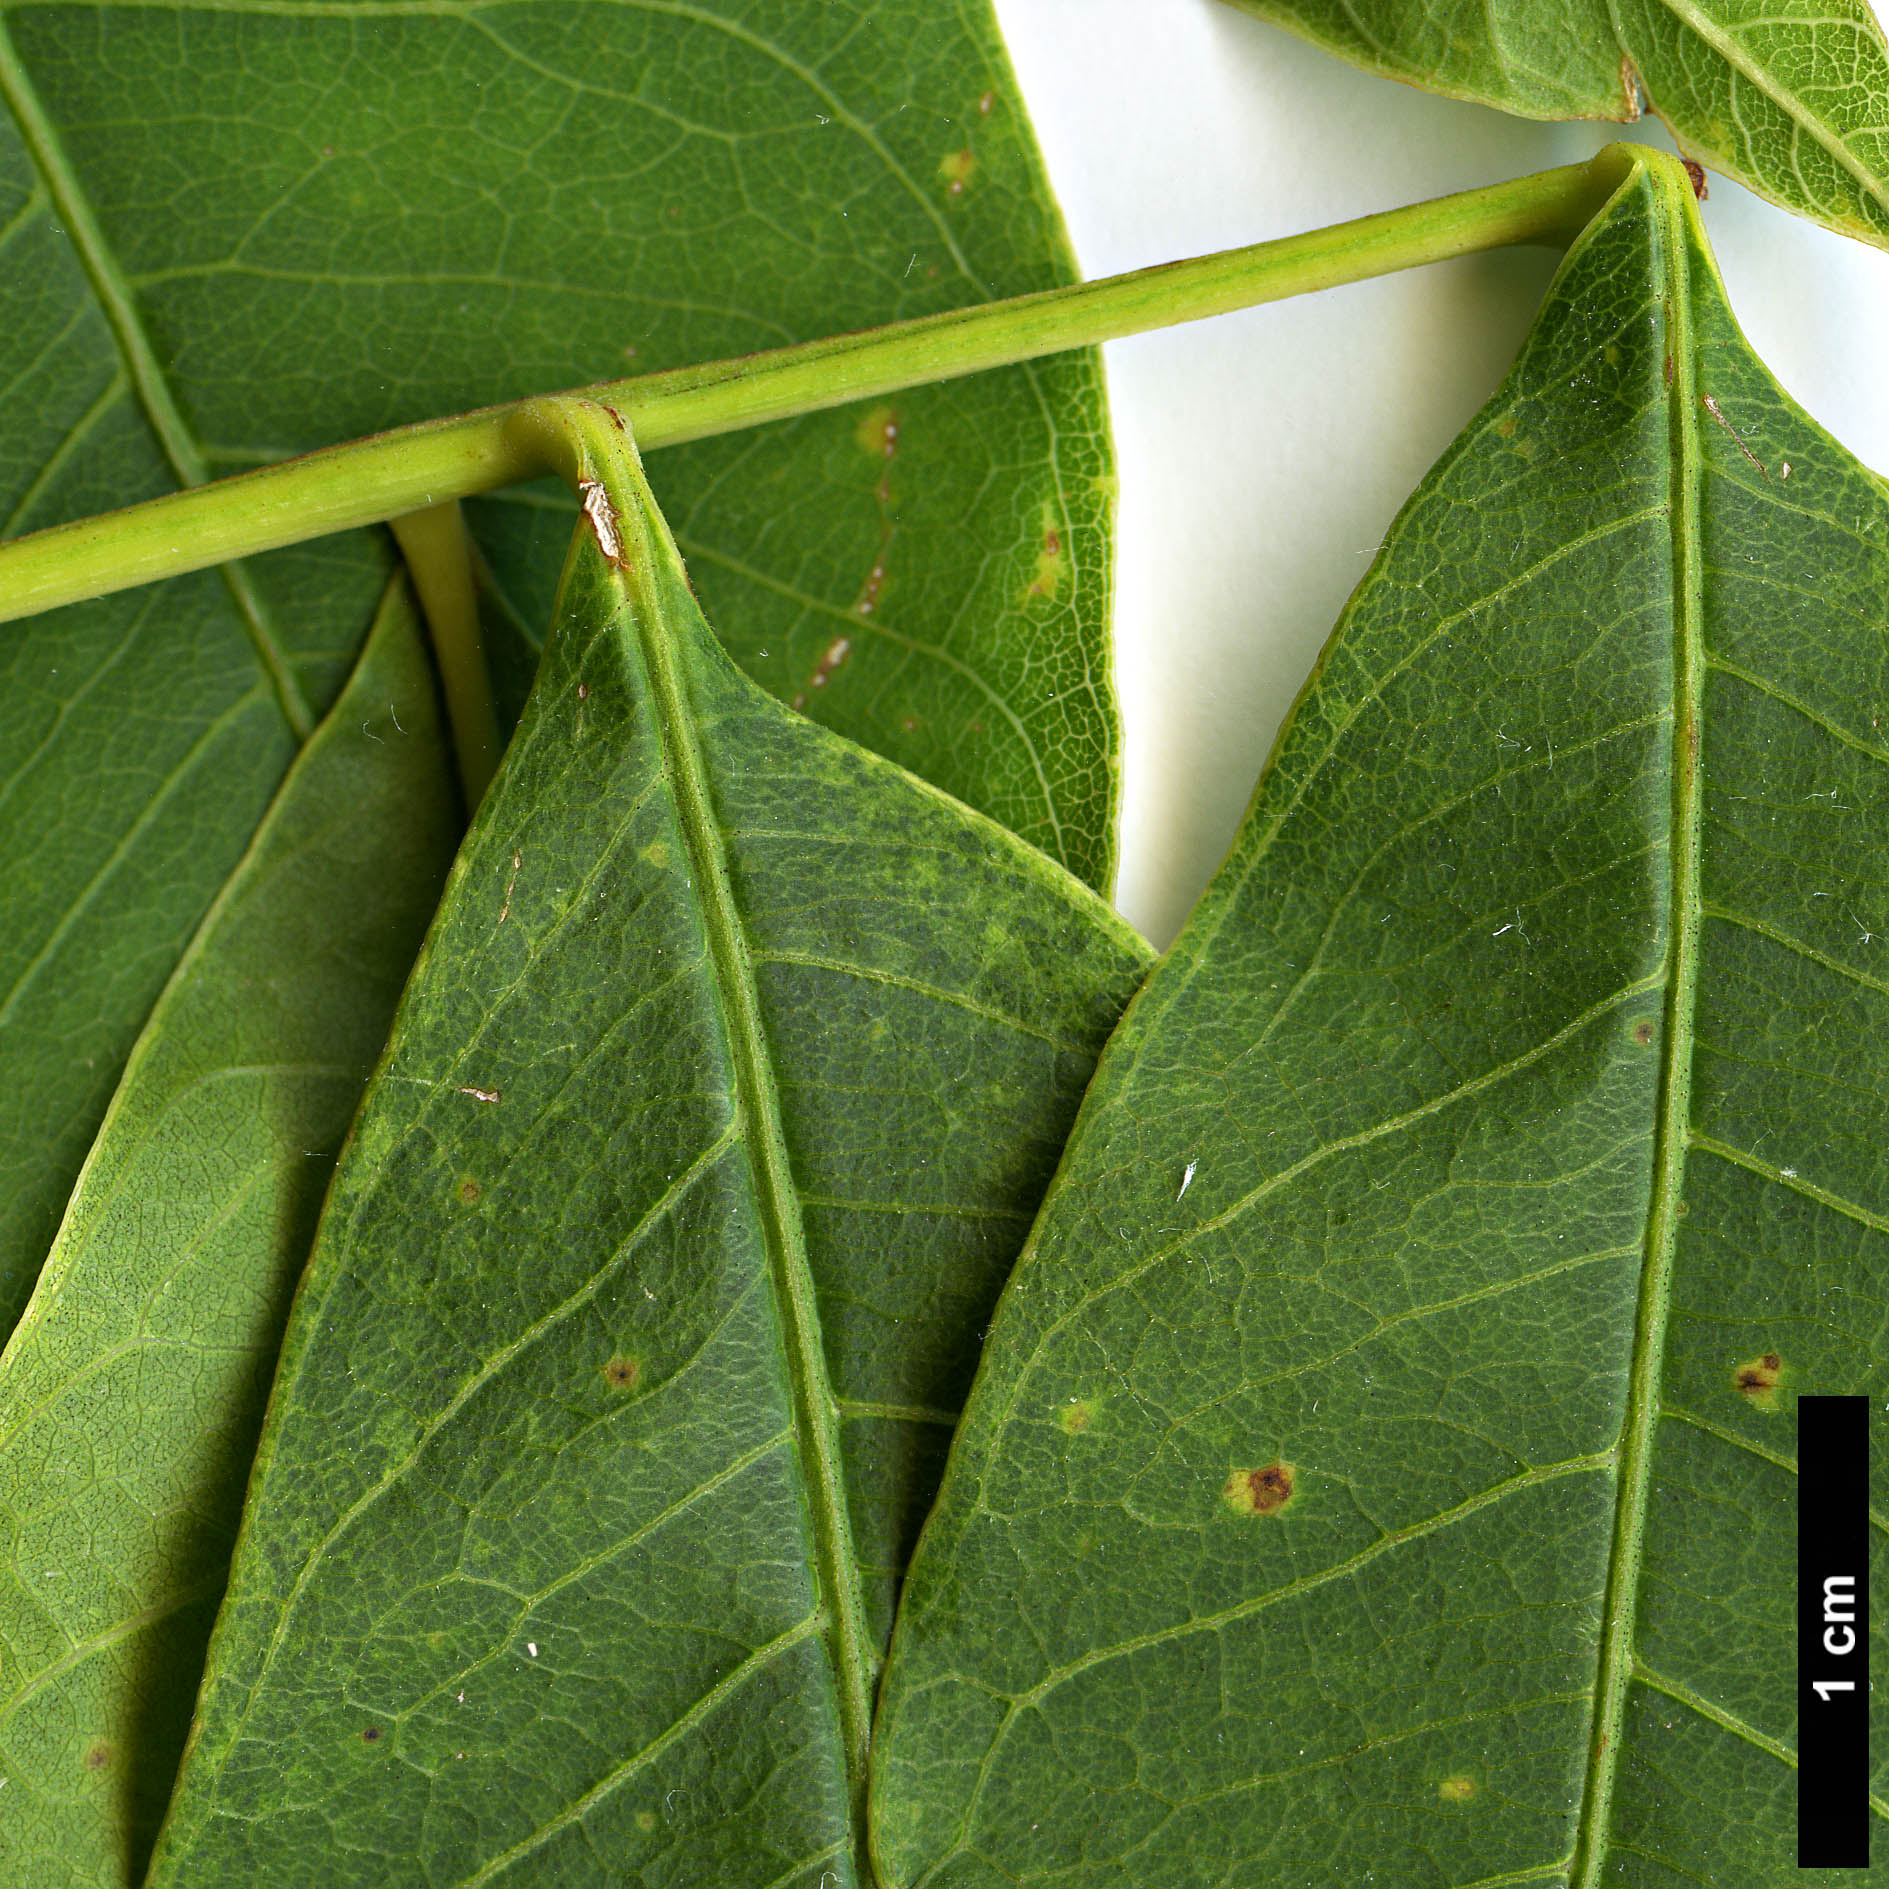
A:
[388, 500, 500, 809]
[0, 149, 1635, 625]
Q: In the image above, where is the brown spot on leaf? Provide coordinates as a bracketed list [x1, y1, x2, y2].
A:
[1632, 1020, 1656, 1047]
[498, 849, 521, 926]
[1494, 413, 1517, 439]
[1682, 158, 1708, 201]
[1224, 1460, 1296, 1517]
[1619, 53, 1646, 119]
[1734, 1352, 1783, 1411]
[603, 1355, 641, 1392]
[361, 1725, 382, 1745]
[800, 635, 855, 703]
[579, 479, 624, 563]
[456, 1176, 483, 1204]
[83, 1741, 112, 1772]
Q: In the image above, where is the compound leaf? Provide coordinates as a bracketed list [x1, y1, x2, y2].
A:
[871, 148, 1889, 1887]
[146, 420, 1149, 1888]
[1222, 0, 1889, 249]
[0, 579, 459, 1887]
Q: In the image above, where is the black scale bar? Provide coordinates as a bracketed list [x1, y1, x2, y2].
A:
[1800, 1394, 1870, 1868]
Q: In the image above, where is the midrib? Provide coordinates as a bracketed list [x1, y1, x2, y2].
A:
[1566, 174, 1706, 1889]
[606, 447, 876, 1841]
[0, 17, 313, 738]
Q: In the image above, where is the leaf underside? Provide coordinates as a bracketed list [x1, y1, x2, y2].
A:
[0, 0, 1115, 1351]
[144, 433, 1149, 1888]
[1223, 0, 1889, 249]
[872, 152, 1889, 1887]
[0, 582, 460, 1888]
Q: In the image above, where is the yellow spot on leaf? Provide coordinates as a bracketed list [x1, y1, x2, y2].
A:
[1437, 1774, 1478, 1803]
[1058, 1398, 1099, 1435]
[939, 148, 976, 197]
[854, 404, 899, 460]
[1025, 508, 1065, 602]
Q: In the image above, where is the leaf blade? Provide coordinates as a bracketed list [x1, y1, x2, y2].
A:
[0, 579, 459, 1886]
[0, 49, 399, 1340]
[146, 434, 1148, 1885]
[1222, 0, 1889, 248]
[870, 148, 1889, 1885]
[5, 0, 1118, 883]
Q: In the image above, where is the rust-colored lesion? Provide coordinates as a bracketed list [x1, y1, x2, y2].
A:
[1733, 1352, 1783, 1411]
[1223, 1460, 1296, 1517]
[603, 1354, 642, 1392]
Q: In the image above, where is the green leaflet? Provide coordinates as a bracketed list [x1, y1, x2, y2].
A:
[0, 579, 458, 1888]
[0, 0, 1114, 1349]
[146, 420, 1150, 1887]
[1221, 0, 1889, 250]
[872, 149, 1889, 1886]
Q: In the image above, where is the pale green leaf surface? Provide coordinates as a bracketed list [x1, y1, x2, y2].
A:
[871, 151, 1889, 1887]
[146, 428, 1149, 1887]
[3, 0, 1118, 884]
[1223, 0, 1889, 249]
[0, 578, 459, 1889]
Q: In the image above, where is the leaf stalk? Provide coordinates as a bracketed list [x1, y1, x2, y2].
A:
[0, 149, 1636, 624]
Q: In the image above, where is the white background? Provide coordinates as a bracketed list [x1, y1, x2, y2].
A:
[991, 0, 1889, 945]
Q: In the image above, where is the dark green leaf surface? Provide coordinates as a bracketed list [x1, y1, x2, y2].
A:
[0, 579, 458, 1888]
[2, 0, 1117, 882]
[1222, 0, 1889, 249]
[146, 424, 1149, 1887]
[872, 149, 1889, 1887]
